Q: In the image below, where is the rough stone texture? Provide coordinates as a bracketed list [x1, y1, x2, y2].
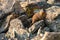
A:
[0, 21, 8, 33]
[47, 0, 55, 4]
[0, 15, 11, 33]
[31, 35, 42, 40]
[0, 33, 6, 40]
[5, 18, 29, 40]
[15, 28, 29, 40]
[29, 20, 44, 33]
[46, 6, 60, 22]
[0, 1, 60, 40]
[46, 19, 60, 32]
[13, 1, 25, 15]
[0, 0, 15, 20]
[45, 6, 60, 32]
[5, 19, 24, 38]
[41, 32, 60, 40]
[0, 0, 15, 13]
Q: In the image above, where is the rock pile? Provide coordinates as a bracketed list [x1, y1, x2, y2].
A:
[0, 0, 60, 40]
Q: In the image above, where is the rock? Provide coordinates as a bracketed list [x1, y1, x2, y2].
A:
[31, 34, 43, 40]
[31, 28, 45, 40]
[39, 0, 46, 2]
[0, 0, 15, 13]
[0, 0, 16, 20]
[15, 28, 29, 40]
[13, 1, 25, 15]
[8, 38, 17, 40]
[10, 18, 24, 30]
[29, 20, 44, 33]
[0, 18, 9, 33]
[18, 15, 31, 28]
[0, 21, 9, 33]
[37, 27, 50, 35]
[0, 33, 7, 40]
[5, 18, 24, 38]
[47, 0, 55, 4]
[0, 12, 19, 33]
[5, 18, 30, 40]
[46, 19, 60, 32]
[41, 32, 60, 40]
[46, 6, 60, 22]
[45, 6, 60, 32]
[31, 35, 42, 40]
[29, 6, 60, 40]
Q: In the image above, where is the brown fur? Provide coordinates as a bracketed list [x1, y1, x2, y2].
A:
[32, 9, 46, 24]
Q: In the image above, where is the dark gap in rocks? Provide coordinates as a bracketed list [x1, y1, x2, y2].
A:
[0, 11, 13, 20]
[18, 15, 32, 29]
[0, 22, 10, 34]
[0, 13, 15, 34]
[20, 12, 27, 16]
[0, 19, 5, 28]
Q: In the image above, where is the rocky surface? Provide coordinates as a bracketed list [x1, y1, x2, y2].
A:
[46, 6, 60, 21]
[0, 0, 60, 40]
[41, 32, 60, 40]
[0, 0, 15, 13]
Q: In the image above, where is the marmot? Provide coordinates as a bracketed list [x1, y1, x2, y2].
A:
[32, 9, 46, 24]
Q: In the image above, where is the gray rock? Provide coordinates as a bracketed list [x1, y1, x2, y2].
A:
[10, 18, 24, 29]
[5, 18, 24, 38]
[29, 20, 44, 33]
[13, 1, 25, 15]
[45, 6, 60, 32]
[5, 18, 29, 40]
[0, 33, 7, 40]
[46, 6, 60, 22]
[18, 15, 31, 28]
[31, 34, 43, 40]
[0, 0, 15, 13]
[8, 38, 17, 40]
[0, 0, 16, 20]
[46, 19, 60, 32]
[41, 32, 60, 40]
[0, 17, 9, 33]
[47, 0, 55, 4]
[15, 28, 29, 40]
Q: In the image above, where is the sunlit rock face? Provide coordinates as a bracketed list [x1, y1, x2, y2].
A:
[0, 0, 15, 13]
[45, 6, 60, 32]
[47, 0, 55, 4]
[0, 0, 60, 40]
[5, 18, 29, 40]
[46, 6, 60, 22]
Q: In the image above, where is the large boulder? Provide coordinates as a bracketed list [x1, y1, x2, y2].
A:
[41, 32, 60, 40]
[0, 0, 15, 13]
[0, 33, 7, 40]
[5, 18, 29, 40]
[29, 20, 44, 33]
[47, 0, 55, 4]
[45, 6, 60, 32]
[0, 0, 16, 20]
[46, 6, 60, 22]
